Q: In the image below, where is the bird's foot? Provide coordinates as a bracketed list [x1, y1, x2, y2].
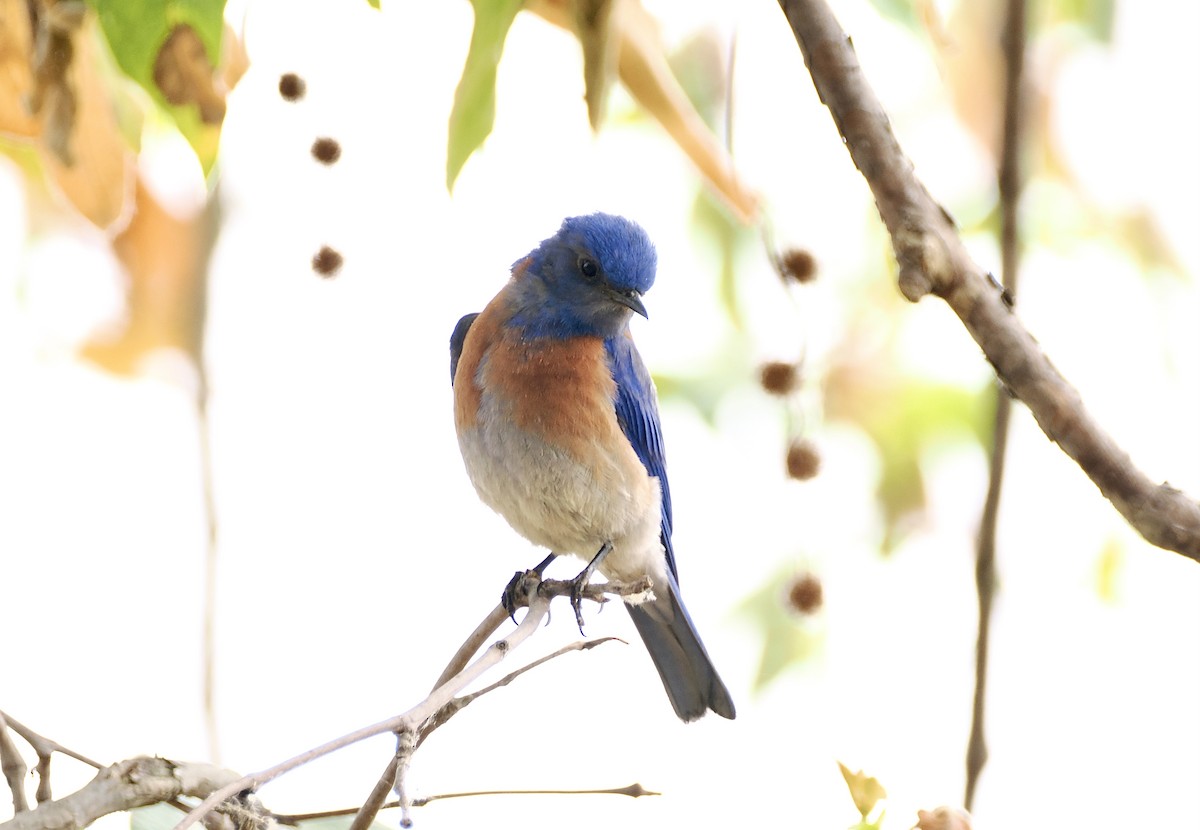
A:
[502, 552, 558, 623]
[569, 541, 613, 635]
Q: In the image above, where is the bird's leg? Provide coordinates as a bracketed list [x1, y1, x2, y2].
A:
[502, 552, 558, 623]
[569, 541, 614, 635]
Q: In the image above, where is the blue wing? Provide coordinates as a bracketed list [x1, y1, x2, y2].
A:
[605, 330, 677, 579]
[449, 312, 479, 384]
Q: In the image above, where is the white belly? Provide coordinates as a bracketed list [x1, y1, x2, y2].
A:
[458, 404, 666, 587]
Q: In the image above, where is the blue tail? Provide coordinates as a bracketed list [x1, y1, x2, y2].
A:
[625, 572, 735, 722]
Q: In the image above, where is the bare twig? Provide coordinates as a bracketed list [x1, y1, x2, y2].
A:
[195, 193, 223, 768]
[346, 752, 401, 830]
[0, 758, 241, 830]
[0, 713, 103, 771]
[431, 604, 512, 691]
[0, 714, 30, 814]
[273, 781, 658, 823]
[170, 575, 648, 830]
[418, 636, 625, 751]
[966, 0, 1027, 810]
[413, 781, 660, 805]
[390, 731, 416, 829]
[32, 756, 50, 807]
[776, 0, 1200, 560]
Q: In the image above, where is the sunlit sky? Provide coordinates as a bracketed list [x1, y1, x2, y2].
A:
[2, 1, 1198, 829]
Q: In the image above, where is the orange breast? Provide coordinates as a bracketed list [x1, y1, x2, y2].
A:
[481, 334, 620, 460]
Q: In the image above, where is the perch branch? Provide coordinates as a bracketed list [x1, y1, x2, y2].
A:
[170, 574, 648, 830]
[776, 0, 1200, 560]
[0, 758, 241, 830]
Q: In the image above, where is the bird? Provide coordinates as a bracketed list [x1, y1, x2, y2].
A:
[450, 212, 735, 722]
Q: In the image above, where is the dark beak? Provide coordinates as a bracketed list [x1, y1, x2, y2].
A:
[611, 288, 648, 319]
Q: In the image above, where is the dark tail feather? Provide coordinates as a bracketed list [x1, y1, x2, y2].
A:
[625, 574, 736, 722]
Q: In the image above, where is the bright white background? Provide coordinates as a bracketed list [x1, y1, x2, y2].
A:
[2, 1, 1198, 828]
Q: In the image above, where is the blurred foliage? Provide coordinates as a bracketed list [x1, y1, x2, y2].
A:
[1094, 536, 1124, 604]
[737, 566, 824, 689]
[1046, 0, 1115, 41]
[693, 187, 752, 329]
[864, 0, 921, 32]
[732, 0, 1191, 689]
[450, 0, 759, 220]
[445, 0, 524, 190]
[1, 0, 238, 227]
[88, 0, 227, 170]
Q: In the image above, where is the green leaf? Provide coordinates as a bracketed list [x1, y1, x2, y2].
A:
[446, 0, 525, 191]
[691, 188, 751, 329]
[864, 0, 920, 33]
[1049, 0, 1116, 42]
[87, 0, 227, 172]
[826, 352, 991, 551]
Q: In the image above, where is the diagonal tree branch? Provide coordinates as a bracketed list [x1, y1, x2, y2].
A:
[776, 0, 1200, 561]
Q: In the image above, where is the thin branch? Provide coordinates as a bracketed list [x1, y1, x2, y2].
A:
[273, 782, 658, 823]
[418, 636, 626, 751]
[966, 0, 1027, 810]
[0, 714, 29, 814]
[430, 604, 511, 692]
[346, 752, 401, 830]
[390, 731, 416, 829]
[776, 0, 1200, 561]
[195, 190, 223, 768]
[413, 781, 660, 805]
[32, 755, 50, 807]
[0, 713, 103, 771]
[431, 553, 557, 691]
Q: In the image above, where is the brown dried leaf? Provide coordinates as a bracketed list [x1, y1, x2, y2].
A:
[154, 24, 225, 124]
[84, 176, 209, 374]
[0, 0, 39, 137]
[36, 13, 131, 229]
[29, 0, 87, 163]
[938, 2, 1003, 158]
[571, 0, 619, 130]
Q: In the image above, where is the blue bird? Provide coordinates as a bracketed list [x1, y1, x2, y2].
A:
[450, 213, 735, 722]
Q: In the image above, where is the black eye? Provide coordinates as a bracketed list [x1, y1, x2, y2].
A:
[579, 258, 598, 278]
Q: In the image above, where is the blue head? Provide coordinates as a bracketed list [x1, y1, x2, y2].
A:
[508, 213, 657, 338]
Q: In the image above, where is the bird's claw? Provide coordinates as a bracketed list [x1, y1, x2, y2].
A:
[568, 541, 614, 636]
[502, 552, 560, 624]
[570, 578, 588, 636]
[501, 571, 526, 624]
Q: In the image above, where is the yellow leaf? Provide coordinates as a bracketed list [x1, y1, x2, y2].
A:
[837, 761, 887, 819]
